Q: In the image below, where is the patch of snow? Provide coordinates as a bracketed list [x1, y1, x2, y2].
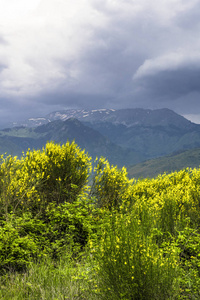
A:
[28, 118, 46, 121]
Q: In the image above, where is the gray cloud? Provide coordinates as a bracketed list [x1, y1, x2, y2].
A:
[0, 0, 200, 124]
[136, 68, 200, 98]
[133, 57, 200, 97]
[174, 1, 200, 30]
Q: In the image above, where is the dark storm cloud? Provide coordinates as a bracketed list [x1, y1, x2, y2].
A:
[38, 90, 112, 109]
[59, 0, 200, 111]
[1, 0, 200, 124]
[134, 65, 200, 99]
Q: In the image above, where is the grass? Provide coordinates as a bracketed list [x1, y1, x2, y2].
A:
[0, 254, 97, 300]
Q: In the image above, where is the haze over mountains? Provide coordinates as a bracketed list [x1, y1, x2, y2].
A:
[1, 108, 200, 174]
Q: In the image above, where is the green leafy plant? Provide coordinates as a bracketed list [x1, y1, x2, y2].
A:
[0, 216, 38, 274]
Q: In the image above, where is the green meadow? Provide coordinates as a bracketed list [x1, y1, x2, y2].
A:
[0, 141, 200, 299]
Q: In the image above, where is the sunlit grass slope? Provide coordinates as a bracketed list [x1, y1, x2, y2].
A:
[128, 147, 200, 179]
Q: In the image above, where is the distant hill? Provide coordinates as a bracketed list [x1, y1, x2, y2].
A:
[127, 148, 200, 179]
[0, 119, 144, 167]
[3, 108, 200, 167]
[34, 118, 144, 166]
[82, 109, 200, 159]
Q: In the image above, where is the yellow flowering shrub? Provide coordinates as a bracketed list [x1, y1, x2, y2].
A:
[129, 168, 200, 227]
[87, 166, 200, 299]
[91, 157, 133, 209]
[0, 141, 92, 216]
[90, 210, 179, 300]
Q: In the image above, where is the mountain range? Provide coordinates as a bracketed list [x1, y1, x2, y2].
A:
[1, 108, 200, 173]
[11, 108, 194, 129]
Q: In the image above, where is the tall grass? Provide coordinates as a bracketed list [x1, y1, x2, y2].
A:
[0, 252, 97, 300]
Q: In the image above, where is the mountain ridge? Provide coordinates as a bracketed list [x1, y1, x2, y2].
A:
[0, 118, 144, 167]
[1, 108, 200, 173]
[11, 108, 195, 129]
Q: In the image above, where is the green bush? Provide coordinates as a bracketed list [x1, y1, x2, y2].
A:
[0, 216, 38, 273]
[0, 197, 96, 273]
[43, 196, 96, 259]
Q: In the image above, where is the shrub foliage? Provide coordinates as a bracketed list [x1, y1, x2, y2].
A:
[0, 141, 200, 299]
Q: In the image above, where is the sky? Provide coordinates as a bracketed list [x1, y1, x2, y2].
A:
[0, 0, 200, 126]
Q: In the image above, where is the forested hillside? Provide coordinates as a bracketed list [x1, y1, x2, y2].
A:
[0, 141, 200, 299]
